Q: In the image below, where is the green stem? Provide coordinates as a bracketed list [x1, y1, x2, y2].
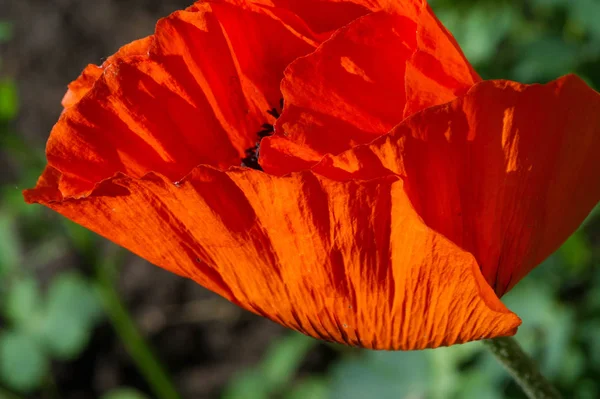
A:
[483, 337, 562, 399]
[95, 250, 181, 399]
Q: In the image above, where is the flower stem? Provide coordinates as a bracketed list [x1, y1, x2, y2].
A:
[96, 249, 181, 399]
[483, 337, 562, 399]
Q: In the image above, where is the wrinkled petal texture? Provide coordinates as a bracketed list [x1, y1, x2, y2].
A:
[26, 0, 600, 350]
[25, 167, 520, 350]
[316, 75, 600, 296]
[61, 36, 154, 109]
[45, 0, 326, 197]
[222, 0, 371, 34]
[25, 0, 514, 350]
[59, 0, 382, 110]
[260, 1, 480, 175]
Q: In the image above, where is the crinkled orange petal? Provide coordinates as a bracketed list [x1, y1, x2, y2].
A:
[224, 0, 371, 34]
[402, 1, 481, 117]
[260, 2, 479, 175]
[224, 0, 439, 36]
[44, 1, 321, 198]
[315, 75, 600, 296]
[61, 0, 347, 110]
[61, 36, 153, 108]
[24, 167, 520, 350]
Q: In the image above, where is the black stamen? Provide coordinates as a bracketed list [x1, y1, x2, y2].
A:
[266, 108, 280, 119]
[241, 99, 284, 170]
[257, 129, 273, 138]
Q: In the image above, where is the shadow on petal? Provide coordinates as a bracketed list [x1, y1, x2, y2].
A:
[25, 166, 520, 350]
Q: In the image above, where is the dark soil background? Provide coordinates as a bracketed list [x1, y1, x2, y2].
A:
[1, 1, 297, 398]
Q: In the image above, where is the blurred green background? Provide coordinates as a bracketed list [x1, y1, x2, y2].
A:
[0, 0, 599, 398]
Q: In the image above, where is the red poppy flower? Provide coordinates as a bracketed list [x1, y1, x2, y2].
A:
[25, 0, 600, 350]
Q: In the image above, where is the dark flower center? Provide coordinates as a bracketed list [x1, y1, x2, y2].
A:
[241, 99, 284, 170]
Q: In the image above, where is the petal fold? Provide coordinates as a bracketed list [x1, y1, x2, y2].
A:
[61, 36, 153, 108]
[220, 0, 371, 34]
[315, 75, 600, 295]
[25, 167, 520, 349]
[43, 1, 321, 198]
[260, 2, 478, 175]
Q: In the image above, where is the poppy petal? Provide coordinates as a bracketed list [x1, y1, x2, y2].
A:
[402, 1, 481, 117]
[315, 75, 600, 296]
[24, 167, 520, 350]
[236, 0, 372, 34]
[260, 2, 478, 175]
[61, 36, 153, 108]
[219, 0, 372, 35]
[42, 1, 320, 198]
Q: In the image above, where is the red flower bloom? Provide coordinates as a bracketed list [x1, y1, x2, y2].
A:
[25, 0, 600, 350]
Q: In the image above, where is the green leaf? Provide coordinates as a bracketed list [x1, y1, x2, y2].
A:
[41, 272, 103, 359]
[455, 371, 503, 399]
[260, 333, 316, 391]
[0, 211, 22, 277]
[557, 347, 585, 386]
[428, 342, 483, 399]
[101, 388, 150, 399]
[439, 4, 517, 66]
[513, 38, 580, 82]
[0, 331, 48, 393]
[3, 277, 42, 330]
[285, 377, 329, 399]
[0, 80, 18, 121]
[569, 0, 600, 40]
[222, 369, 270, 399]
[223, 333, 316, 399]
[330, 350, 429, 399]
[42, 318, 89, 361]
[558, 231, 592, 273]
[579, 320, 600, 370]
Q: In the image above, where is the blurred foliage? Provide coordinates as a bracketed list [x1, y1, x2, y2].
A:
[0, 207, 104, 394]
[223, 333, 323, 399]
[0, 20, 105, 396]
[430, 0, 600, 88]
[0, 81, 18, 122]
[0, 22, 11, 42]
[101, 388, 150, 399]
[0, 0, 599, 398]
